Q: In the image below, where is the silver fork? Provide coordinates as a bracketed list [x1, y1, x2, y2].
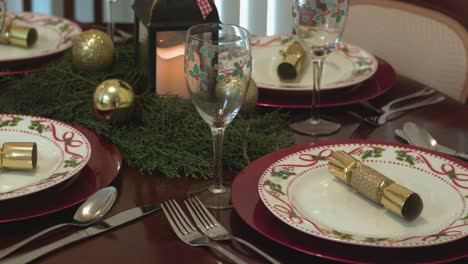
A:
[162, 200, 247, 264]
[380, 87, 436, 112]
[364, 95, 445, 126]
[186, 197, 281, 264]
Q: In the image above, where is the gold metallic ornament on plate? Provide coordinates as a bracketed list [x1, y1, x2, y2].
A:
[0, 20, 38, 48]
[93, 79, 136, 122]
[0, 142, 37, 171]
[328, 150, 423, 221]
[277, 41, 306, 81]
[72, 29, 114, 71]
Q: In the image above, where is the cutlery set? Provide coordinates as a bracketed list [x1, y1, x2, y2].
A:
[163, 198, 279, 264]
[0, 202, 162, 264]
[351, 89, 466, 162]
[395, 122, 468, 161]
[1, 195, 275, 264]
[353, 88, 445, 125]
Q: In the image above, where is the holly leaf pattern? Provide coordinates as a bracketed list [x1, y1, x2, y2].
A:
[185, 44, 250, 84]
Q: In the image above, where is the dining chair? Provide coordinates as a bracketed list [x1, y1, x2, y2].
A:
[342, 0, 468, 103]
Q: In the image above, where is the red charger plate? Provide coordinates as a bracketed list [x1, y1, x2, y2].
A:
[0, 125, 121, 223]
[256, 57, 396, 108]
[231, 142, 468, 263]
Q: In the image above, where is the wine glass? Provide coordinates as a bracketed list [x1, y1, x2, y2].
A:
[184, 23, 252, 209]
[290, 0, 348, 135]
[0, 0, 6, 33]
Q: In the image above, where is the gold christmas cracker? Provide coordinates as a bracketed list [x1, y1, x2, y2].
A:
[0, 142, 37, 171]
[0, 20, 38, 48]
[277, 40, 306, 81]
[328, 151, 423, 221]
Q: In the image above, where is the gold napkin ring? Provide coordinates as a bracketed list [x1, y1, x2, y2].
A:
[0, 20, 38, 48]
[0, 142, 37, 171]
[277, 41, 306, 81]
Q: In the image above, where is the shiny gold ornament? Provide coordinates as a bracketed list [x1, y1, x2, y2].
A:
[1, 142, 37, 171]
[215, 77, 245, 101]
[72, 29, 114, 71]
[241, 79, 258, 114]
[93, 79, 136, 122]
[328, 151, 423, 221]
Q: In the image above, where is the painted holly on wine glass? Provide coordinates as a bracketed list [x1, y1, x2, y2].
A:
[184, 23, 252, 209]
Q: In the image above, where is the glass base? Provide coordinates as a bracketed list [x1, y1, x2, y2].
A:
[289, 117, 341, 136]
[187, 182, 232, 209]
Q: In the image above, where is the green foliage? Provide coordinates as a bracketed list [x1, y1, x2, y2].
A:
[0, 42, 294, 179]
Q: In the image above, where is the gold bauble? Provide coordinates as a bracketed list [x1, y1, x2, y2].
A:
[93, 79, 136, 122]
[241, 79, 258, 113]
[72, 29, 114, 71]
[215, 77, 246, 102]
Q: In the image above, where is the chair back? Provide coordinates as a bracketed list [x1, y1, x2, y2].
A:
[343, 0, 468, 103]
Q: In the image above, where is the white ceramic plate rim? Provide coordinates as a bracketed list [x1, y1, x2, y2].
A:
[0, 12, 82, 63]
[258, 141, 468, 248]
[251, 35, 378, 91]
[0, 114, 91, 201]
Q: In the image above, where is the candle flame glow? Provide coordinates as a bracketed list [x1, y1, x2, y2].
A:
[156, 43, 185, 59]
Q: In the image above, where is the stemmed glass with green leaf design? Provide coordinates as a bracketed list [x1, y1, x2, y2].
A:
[0, 0, 6, 33]
[290, 0, 348, 135]
[184, 23, 252, 209]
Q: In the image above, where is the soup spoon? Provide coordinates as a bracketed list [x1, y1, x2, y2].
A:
[0, 186, 117, 259]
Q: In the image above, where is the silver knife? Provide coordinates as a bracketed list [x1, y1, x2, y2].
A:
[402, 122, 468, 161]
[1, 204, 161, 264]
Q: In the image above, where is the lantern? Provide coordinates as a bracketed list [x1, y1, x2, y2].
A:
[132, 0, 220, 98]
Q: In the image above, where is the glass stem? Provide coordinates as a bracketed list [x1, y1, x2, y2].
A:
[311, 59, 323, 124]
[210, 127, 226, 194]
[107, 0, 116, 42]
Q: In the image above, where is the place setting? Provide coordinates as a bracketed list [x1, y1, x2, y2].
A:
[0, 6, 82, 75]
[0, 114, 122, 223]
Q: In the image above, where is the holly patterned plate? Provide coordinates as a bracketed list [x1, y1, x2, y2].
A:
[258, 141, 468, 248]
[251, 35, 378, 91]
[0, 12, 81, 64]
[0, 114, 91, 201]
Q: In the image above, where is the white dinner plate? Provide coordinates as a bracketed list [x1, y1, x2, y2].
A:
[258, 141, 468, 247]
[251, 35, 378, 91]
[0, 114, 91, 201]
[0, 12, 81, 63]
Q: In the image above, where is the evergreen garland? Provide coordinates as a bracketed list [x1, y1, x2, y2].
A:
[0, 42, 294, 179]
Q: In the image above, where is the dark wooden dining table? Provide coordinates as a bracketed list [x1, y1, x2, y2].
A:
[0, 75, 467, 264]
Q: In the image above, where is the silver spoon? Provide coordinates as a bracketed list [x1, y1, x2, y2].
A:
[0, 186, 118, 259]
[402, 123, 468, 161]
[394, 129, 409, 142]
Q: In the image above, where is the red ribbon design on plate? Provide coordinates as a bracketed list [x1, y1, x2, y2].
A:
[47, 122, 85, 160]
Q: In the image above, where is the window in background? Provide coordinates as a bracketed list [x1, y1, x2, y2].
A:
[6, 0, 292, 35]
[7, 0, 133, 23]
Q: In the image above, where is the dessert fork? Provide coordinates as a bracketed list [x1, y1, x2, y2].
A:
[162, 200, 247, 264]
[185, 197, 281, 264]
[363, 95, 445, 126]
